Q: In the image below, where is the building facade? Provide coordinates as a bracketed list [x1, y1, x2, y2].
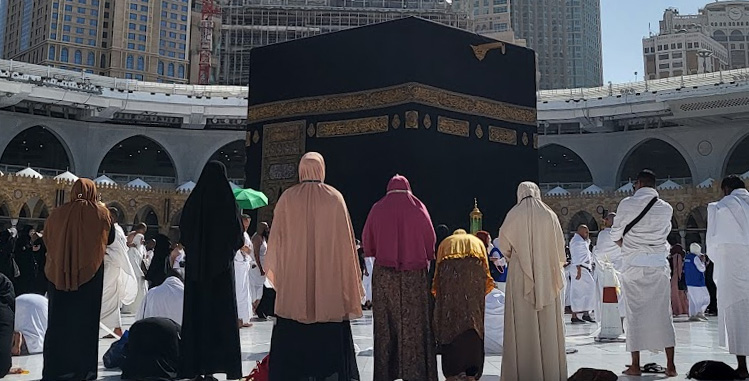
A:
[2, 59, 749, 245]
[644, 2, 749, 80]
[643, 8, 729, 79]
[456, 0, 522, 44]
[217, 0, 468, 85]
[510, 0, 603, 90]
[2, 0, 192, 83]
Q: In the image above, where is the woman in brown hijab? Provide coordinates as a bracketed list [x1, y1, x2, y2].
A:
[42, 178, 114, 381]
[265, 152, 363, 381]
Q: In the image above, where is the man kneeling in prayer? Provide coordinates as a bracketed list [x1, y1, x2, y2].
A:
[12, 294, 47, 356]
[137, 269, 184, 326]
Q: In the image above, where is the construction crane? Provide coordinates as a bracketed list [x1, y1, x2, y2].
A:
[198, 0, 220, 84]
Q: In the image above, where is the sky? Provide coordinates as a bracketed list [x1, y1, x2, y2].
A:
[601, 0, 710, 84]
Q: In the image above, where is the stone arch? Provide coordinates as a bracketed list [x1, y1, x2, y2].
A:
[134, 204, 160, 238]
[723, 130, 749, 176]
[617, 138, 693, 184]
[170, 208, 182, 229]
[713, 30, 727, 41]
[0, 200, 10, 229]
[106, 202, 128, 225]
[668, 216, 681, 246]
[98, 135, 177, 184]
[208, 140, 245, 183]
[730, 29, 744, 41]
[17, 197, 49, 228]
[567, 210, 599, 235]
[538, 144, 593, 184]
[685, 206, 708, 247]
[0, 126, 74, 172]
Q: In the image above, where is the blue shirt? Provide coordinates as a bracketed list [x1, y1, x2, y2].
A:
[683, 253, 706, 287]
[488, 246, 507, 282]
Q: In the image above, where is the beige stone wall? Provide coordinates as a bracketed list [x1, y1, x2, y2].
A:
[0, 174, 188, 233]
[543, 184, 723, 237]
[0, 173, 726, 239]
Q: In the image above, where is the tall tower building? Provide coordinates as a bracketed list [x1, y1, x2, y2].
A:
[458, 0, 520, 44]
[511, 0, 602, 89]
[0, 1, 8, 59]
[217, 0, 468, 86]
[2, 0, 192, 84]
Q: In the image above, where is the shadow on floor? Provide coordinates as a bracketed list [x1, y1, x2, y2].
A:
[243, 352, 269, 361]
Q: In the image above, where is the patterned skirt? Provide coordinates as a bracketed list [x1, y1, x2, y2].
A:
[433, 257, 487, 378]
[373, 265, 438, 381]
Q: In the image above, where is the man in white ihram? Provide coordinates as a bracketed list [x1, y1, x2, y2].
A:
[707, 175, 749, 379]
[100, 207, 138, 337]
[569, 225, 596, 324]
[592, 212, 624, 339]
[610, 169, 677, 377]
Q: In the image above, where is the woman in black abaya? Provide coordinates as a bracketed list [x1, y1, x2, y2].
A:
[0, 231, 16, 280]
[42, 179, 114, 381]
[0, 273, 15, 378]
[179, 161, 244, 381]
[13, 226, 48, 296]
[145, 234, 172, 289]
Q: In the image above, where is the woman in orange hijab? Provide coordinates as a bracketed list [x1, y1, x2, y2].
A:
[42, 178, 114, 381]
[265, 152, 363, 380]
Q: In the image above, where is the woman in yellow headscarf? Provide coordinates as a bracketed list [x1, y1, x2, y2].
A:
[432, 229, 494, 381]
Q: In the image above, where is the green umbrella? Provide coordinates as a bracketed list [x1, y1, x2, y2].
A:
[232, 188, 269, 210]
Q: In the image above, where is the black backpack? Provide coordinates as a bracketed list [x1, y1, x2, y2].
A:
[568, 368, 618, 381]
[687, 360, 740, 380]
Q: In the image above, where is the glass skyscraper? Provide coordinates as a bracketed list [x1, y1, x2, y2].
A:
[511, 0, 602, 90]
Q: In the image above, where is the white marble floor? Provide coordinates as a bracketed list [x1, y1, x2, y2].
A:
[9, 312, 740, 380]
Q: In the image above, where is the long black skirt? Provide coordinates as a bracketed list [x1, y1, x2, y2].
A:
[178, 266, 242, 380]
[256, 286, 275, 319]
[269, 317, 359, 381]
[42, 266, 104, 381]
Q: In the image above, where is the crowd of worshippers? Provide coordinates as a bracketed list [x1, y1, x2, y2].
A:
[0, 157, 746, 381]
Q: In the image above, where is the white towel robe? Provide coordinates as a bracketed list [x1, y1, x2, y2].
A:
[593, 228, 626, 321]
[234, 232, 253, 322]
[15, 294, 48, 354]
[248, 236, 267, 304]
[100, 224, 138, 329]
[569, 234, 596, 313]
[610, 187, 676, 352]
[137, 276, 185, 326]
[484, 288, 505, 355]
[362, 257, 375, 303]
[707, 188, 749, 356]
[122, 233, 148, 314]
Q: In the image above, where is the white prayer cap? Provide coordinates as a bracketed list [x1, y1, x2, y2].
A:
[690, 243, 702, 255]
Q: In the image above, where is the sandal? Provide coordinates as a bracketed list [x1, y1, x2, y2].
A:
[642, 363, 666, 374]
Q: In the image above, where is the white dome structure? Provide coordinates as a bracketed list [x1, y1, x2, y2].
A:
[545, 186, 570, 196]
[126, 178, 151, 189]
[177, 181, 196, 192]
[16, 167, 43, 179]
[616, 182, 634, 193]
[581, 184, 604, 195]
[94, 175, 117, 186]
[657, 179, 683, 190]
[697, 178, 715, 189]
[54, 171, 79, 182]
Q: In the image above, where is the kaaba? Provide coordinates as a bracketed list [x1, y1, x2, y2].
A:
[245, 17, 538, 235]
